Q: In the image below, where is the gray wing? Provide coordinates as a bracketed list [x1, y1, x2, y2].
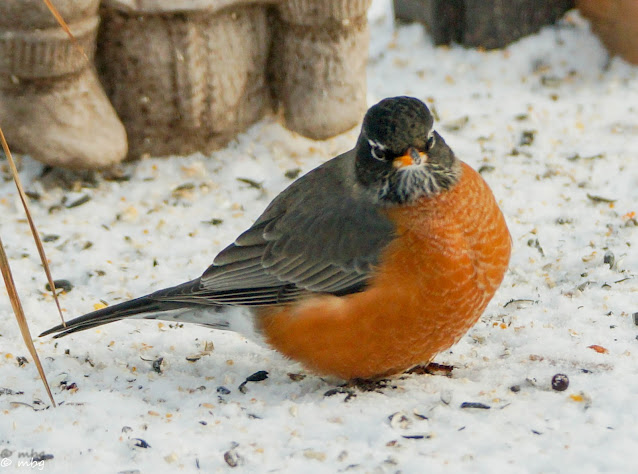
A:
[39, 150, 396, 339]
[190, 149, 396, 306]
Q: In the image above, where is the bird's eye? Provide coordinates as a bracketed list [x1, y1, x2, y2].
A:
[370, 145, 386, 161]
[425, 133, 436, 151]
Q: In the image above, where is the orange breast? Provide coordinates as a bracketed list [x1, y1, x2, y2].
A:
[257, 162, 511, 380]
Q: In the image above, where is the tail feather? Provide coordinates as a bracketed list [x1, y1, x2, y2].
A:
[40, 279, 215, 338]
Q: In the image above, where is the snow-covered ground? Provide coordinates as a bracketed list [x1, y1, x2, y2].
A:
[1, 1, 637, 472]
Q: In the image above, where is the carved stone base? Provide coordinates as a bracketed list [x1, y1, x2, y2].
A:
[0, 0, 127, 169]
[393, 0, 574, 49]
[97, 4, 271, 158]
[271, 0, 370, 139]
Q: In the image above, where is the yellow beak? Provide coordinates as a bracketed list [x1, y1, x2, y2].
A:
[392, 147, 426, 168]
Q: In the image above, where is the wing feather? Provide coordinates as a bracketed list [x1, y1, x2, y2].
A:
[193, 150, 395, 306]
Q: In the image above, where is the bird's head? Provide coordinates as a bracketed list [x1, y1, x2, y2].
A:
[355, 96, 461, 205]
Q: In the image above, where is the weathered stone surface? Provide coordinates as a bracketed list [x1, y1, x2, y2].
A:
[394, 0, 574, 49]
[98, 0, 372, 157]
[0, 0, 127, 169]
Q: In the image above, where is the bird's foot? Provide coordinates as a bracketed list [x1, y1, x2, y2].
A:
[323, 378, 398, 401]
[346, 378, 396, 392]
[405, 362, 454, 377]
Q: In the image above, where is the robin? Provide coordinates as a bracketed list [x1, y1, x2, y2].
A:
[41, 96, 512, 380]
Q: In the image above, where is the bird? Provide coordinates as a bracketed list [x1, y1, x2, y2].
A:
[41, 96, 512, 380]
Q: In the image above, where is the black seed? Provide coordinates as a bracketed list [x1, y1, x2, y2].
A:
[216, 386, 231, 395]
[65, 194, 91, 208]
[510, 385, 521, 393]
[238, 371, 268, 394]
[520, 130, 536, 146]
[551, 373, 569, 391]
[202, 218, 223, 226]
[132, 438, 151, 449]
[16, 356, 28, 366]
[63, 382, 78, 391]
[632, 312, 638, 326]
[245, 371, 268, 382]
[45, 279, 73, 292]
[460, 402, 490, 409]
[152, 357, 163, 374]
[603, 251, 615, 268]
[42, 234, 60, 242]
[287, 373, 306, 381]
[285, 169, 302, 180]
[236, 177, 263, 190]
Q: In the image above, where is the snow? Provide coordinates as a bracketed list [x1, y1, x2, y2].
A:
[1, 1, 637, 472]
